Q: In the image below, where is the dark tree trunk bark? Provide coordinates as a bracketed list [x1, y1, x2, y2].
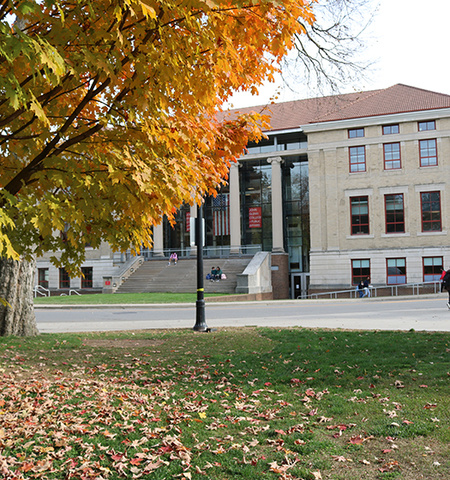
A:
[0, 257, 39, 336]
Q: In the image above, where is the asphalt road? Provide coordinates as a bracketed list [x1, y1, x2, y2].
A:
[35, 295, 450, 333]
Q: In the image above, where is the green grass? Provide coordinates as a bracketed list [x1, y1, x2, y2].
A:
[33, 291, 226, 305]
[0, 327, 449, 479]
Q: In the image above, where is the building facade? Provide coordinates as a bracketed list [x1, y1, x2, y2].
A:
[35, 84, 450, 298]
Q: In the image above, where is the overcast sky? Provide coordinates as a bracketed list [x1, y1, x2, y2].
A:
[228, 0, 450, 108]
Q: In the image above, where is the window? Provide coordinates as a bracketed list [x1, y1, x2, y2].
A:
[423, 257, 443, 282]
[352, 259, 370, 285]
[418, 120, 435, 131]
[387, 258, 406, 284]
[421, 191, 441, 232]
[350, 196, 369, 235]
[419, 139, 437, 166]
[348, 128, 364, 138]
[38, 268, 49, 289]
[59, 268, 70, 289]
[349, 146, 366, 172]
[383, 124, 399, 135]
[385, 194, 405, 233]
[81, 267, 93, 288]
[383, 142, 401, 169]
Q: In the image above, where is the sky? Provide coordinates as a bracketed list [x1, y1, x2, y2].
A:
[228, 0, 450, 109]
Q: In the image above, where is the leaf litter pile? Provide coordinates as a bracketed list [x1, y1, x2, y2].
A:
[0, 327, 449, 479]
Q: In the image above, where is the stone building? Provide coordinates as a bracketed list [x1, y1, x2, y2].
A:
[35, 84, 450, 298]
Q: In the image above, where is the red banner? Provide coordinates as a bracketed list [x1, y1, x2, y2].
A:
[249, 207, 262, 228]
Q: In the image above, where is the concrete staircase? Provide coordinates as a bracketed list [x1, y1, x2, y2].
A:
[115, 257, 253, 294]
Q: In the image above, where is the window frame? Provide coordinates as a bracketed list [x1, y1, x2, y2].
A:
[81, 266, 93, 289]
[59, 268, 70, 289]
[385, 193, 405, 233]
[386, 258, 406, 285]
[419, 138, 438, 167]
[352, 259, 370, 286]
[348, 128, 364, 138]
[420, 191, 442, 232]
[383, 142, 401, 170]
[38, 268, 49, 289]
[418, 120, 435, 131]
[383, 124, 399, 135]
[350, 196, 369, 235]
[423, 256, 443, 282]
[349, 145, 366, 173]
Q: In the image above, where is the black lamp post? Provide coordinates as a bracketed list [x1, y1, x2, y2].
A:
[193, 203, 208, 331]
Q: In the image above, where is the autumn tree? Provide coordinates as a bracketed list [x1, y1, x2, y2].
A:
[0, 0, 318, 335]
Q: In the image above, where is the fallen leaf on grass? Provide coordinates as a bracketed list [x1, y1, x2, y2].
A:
[331, 455, 352, 462]
[379, 460, 401, 472]
[348, 435, 374, 445]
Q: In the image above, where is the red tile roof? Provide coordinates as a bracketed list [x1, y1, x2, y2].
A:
[225, 84, 450, 132]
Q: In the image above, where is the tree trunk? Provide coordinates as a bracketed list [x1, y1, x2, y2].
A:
[0, 257, 39, 336]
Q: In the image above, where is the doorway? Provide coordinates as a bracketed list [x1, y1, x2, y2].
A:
[291, 273, 310, 299]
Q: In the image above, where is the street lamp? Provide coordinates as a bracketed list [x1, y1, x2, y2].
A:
[193, 202, 208, 331]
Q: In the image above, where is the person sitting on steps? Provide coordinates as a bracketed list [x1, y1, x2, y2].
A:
[210, 266, 217, 281]
[168, 252, 177, 265]
[214, 266, 222, 282]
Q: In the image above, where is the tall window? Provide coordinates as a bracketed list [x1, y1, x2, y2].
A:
[350, 196, 369, 235]
[349, 146, 366, 172]
[421, 191, 441, 232]
[383, 124, 399, 135]
[419, 139, 437, 166]
[418, 120, 435, 131]
[38, 268, 49, 289]
[383, 143, 401, 169]
[240, 159, 272, 252]
[423, 257, 443, 282]
[59, 268, 70, 289]
[385, 194, 405, 233]
[387, 258, 406, 284]
[282, 157, 310, 272]
[81, 267, 93, 288]
[352, 259, 370, 285]
[348, 128, 364, 138]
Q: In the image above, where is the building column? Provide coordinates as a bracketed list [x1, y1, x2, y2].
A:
[229, 162, 241, 254]
[152, 223, 164, 257]
[269, 156, 285, 253]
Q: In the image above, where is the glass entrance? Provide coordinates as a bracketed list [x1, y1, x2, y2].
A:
[291, 273, 310, 299]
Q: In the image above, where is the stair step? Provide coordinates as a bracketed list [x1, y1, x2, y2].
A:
[115, 257, 252, 294]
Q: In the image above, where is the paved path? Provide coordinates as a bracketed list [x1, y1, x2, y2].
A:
[35, 295, 450, 333]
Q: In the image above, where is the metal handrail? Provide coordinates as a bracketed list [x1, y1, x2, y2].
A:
[305, 281, 441, 300]
[33, 285, 50, 297]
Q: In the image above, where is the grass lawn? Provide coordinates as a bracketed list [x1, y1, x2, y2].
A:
[34, 292, 226, 305]
[0, 327, 449, 479]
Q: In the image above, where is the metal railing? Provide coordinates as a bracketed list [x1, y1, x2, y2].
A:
[59, 289, 82, 296]
[33, 285, 50, 297]
[115, 245, 262, 262]
[306, 281, 442, 300]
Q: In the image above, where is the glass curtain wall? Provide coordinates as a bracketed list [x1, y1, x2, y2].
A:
[240, 159, 272, 252]
[204, 184, 231, 255]
[163, 203, 191, 257]
[282, 156, 310, 272]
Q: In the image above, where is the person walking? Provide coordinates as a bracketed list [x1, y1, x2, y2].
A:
[441, 268, 450, 308]
[356, 281, 365, 298]
[363, 277, 371, 297]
